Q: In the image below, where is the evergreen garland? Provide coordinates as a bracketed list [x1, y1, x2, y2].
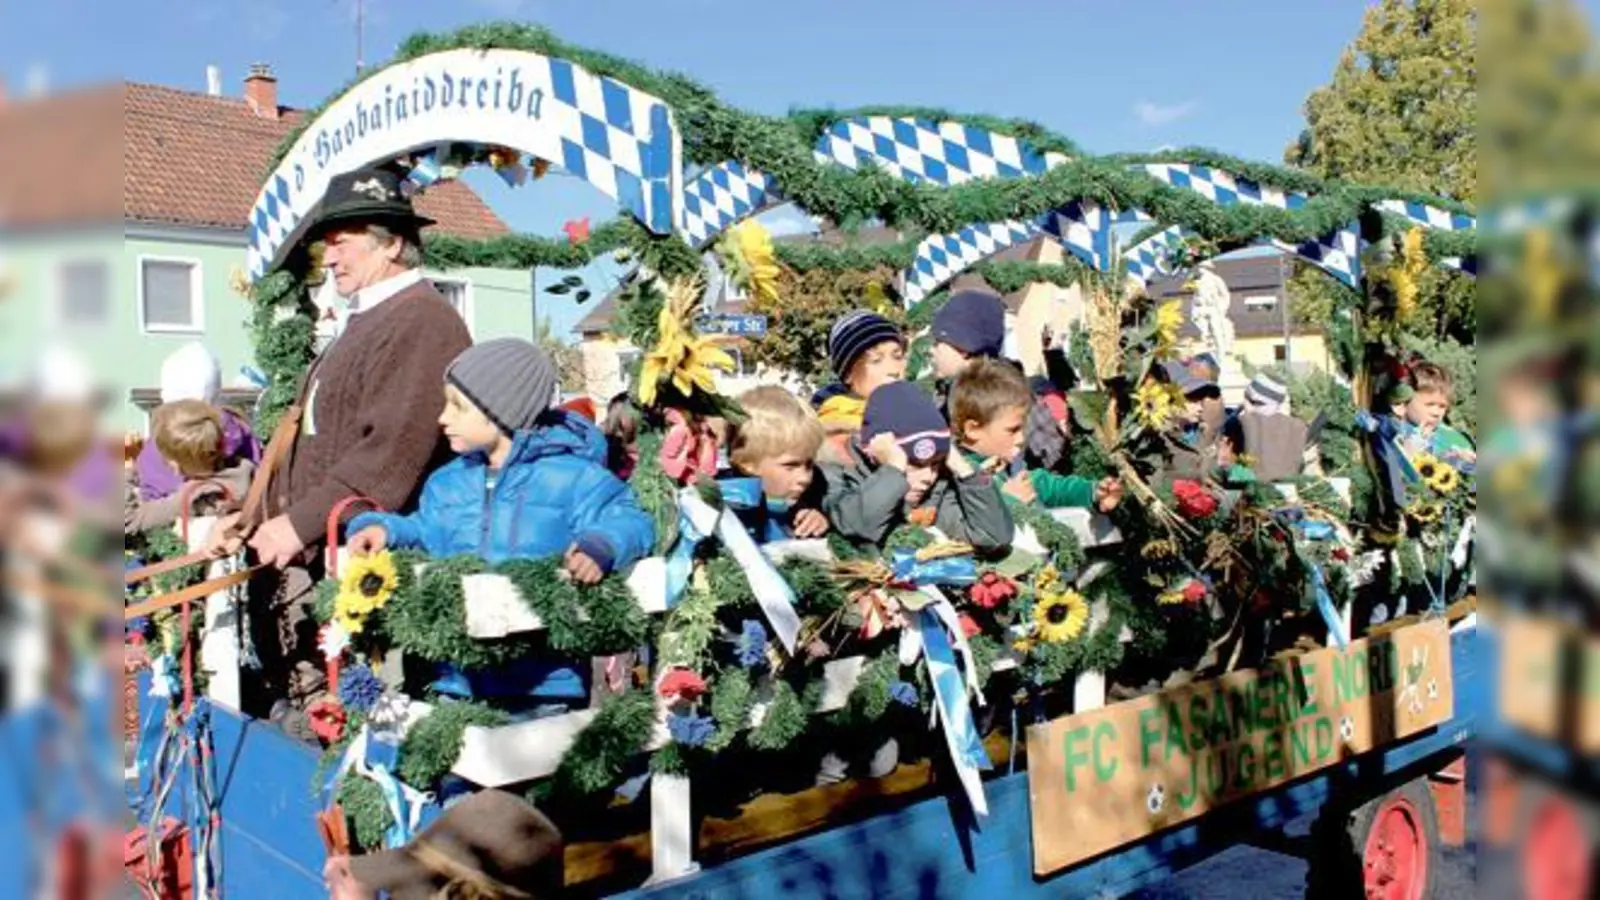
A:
[705, 669, 755, 752]
[396, 700, 509, 788]
[247, 21, 1475, 430]
[552, 689, 656, 796]
[375, 551, 647, 666]
[336, 777, 393, 852]
[747, 680, 820, 751]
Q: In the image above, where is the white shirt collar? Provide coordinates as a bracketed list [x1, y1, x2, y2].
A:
[349, 268, 424, 316]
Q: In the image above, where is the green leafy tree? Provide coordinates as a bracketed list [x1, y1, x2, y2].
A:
[1285, 0, 1477, 343]
[534, 316, 586, 394]
[743, 266, 904, 385]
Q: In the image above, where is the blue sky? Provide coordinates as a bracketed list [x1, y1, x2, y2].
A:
[0, 1, 1487, 337]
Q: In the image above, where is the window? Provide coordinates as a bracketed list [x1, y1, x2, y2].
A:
[1274, 344, 1288, 362]
[1243, 293, 1280, 312]
[432, 278, 470, 318]
[55, 260, 109, 328]
[138, 258, 203, 333]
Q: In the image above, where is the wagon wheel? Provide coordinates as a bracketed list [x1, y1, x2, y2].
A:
[1514, 780, 1597, 900]
[1305, 779, 1440, 900]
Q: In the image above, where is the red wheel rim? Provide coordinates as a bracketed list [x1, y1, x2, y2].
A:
[1525, 796, 1591, 900]
[1362, 796, 1428, 900]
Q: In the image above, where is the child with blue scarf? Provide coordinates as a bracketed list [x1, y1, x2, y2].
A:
[723, 386, 830, 542]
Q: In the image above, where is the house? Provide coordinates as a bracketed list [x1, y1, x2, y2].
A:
[0, 65, 534, 430]
[1146, 250, 1332, 377]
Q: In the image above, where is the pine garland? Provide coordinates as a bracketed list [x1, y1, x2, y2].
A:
[553, 689, 655, 796]
[337, 777, 393, 852]
[747, 680, 819, 751]
[396, 699, 509, 787]
[705, 668, 755, 752]
[376, 551, 647, 666]
[247, 21, 1475, 430]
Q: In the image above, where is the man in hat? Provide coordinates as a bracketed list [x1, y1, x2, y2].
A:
[324, 789, 564, 899]
[221, 167, 472, 725]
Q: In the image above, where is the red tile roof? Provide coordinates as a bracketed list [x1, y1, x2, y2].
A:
[0, 81, 509, 238]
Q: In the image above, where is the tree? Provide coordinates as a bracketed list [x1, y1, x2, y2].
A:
[1286, 0, 1475, 202]
[743, 266, 904, 386]
[534, 316, 586, 394]
[1478, 0, 1600, 200]
[1285, 0, 1478, 344]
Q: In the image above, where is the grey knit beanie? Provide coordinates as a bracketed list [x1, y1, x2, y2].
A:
[445, 339, 558, 434]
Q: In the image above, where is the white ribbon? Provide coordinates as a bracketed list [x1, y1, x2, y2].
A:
[913, 608, 990, 818]
[680, 488, 802, 653]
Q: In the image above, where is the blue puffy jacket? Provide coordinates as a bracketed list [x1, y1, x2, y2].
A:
[347, 410, 654, 572]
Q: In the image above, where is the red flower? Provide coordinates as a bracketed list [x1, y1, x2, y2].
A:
[968, 572, 1018, 610]
[657, 669, 707, 702]
[563, 217, 591, 245]
[307, 697, 348, 745]
[1171, 479, 1219, 519]
[1332, 547, 1351, 563]
[1182, 580, 1207, 604]
[958, 614, 982, 639]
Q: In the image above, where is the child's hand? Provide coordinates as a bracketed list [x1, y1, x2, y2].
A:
[793, 508, 830, 539]
[347, 525, 388, 557]
[1094, 477, 1123, 513]
[564, 546, 605, 584]
[1003, 472, 1037, 504]
[868, 433, 909, 471]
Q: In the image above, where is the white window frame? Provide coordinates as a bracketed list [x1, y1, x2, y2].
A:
[52, 258, 111, 330]
[431, 276, 474, 334]
[136, 255, 205, 334]
[1242, 293, 1280, 311]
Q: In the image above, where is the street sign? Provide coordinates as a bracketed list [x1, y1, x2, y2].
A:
[695, 313, 769, 337]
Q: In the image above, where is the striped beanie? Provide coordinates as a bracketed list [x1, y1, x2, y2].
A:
[446, 339, 559, 434]
[828, 311, 904, 382]
[1244, 373, 1290, 414]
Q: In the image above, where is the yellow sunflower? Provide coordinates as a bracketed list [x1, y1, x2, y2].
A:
[637, 278, 736, 408]
[335, 607, 368, 636]
[1411, 453, 1443, 486]
[1133, 379, 1185, 431]
[1153, 300, 1184, 357]
[1034, 590, 1089, 643]
[1141, 538, 1178, 560]
[1034, 563, 1064, 594]
[1406, 501, 1443, 525]
[340, 551, 399, 612]
[1426, 463, 1460, 494]
[732, 220, 782, 306]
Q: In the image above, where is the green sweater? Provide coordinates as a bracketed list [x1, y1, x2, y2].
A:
[960, 448, 1096, 510]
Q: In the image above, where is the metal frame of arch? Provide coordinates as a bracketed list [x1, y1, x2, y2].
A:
[244, 47, 684, 279]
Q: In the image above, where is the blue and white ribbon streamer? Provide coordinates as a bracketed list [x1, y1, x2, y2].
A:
[664, 487, 802, 652]
[1354, 411, 1420, 512]
[324, 726, 433, 849]
[1288, 516, 1350, 649]
[888, 550, 977, 589]
[915, 607, 991, 818]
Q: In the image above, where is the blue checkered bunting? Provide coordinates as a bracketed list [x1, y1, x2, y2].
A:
[1375, 199, 1476, 232]
[901, 220, 1041, 304]
[679, 160, 785, 247]
[813, 116, 1070, 186]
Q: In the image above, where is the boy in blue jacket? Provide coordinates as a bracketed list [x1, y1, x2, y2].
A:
[345, 339, 654, 580]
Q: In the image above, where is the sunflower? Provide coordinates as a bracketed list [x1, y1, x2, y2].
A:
[1426, 463, 1460, 494]
[1140, 538, 1178, 560]
[1034, 563, 1064, 594]
[732, 220, 781, 306]
[1411, 453, 1443, 486]
[1406, 501, 1443, 525]
[340, 551, 399, 611]
[1133, 379, 1185, 431]
[637, 278, 736, 408]
[1153, 300, 1184, 357]
[1034, 590, 1089, 643]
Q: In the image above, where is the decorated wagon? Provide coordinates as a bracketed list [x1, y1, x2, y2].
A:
[11, 23, 1495, 900]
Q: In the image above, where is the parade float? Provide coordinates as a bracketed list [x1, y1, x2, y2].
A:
[100, 23, 1493, 899]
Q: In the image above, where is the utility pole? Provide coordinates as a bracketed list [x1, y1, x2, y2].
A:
[1278, 249, 1292, 372]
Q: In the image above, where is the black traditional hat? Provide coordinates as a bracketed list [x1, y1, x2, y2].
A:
[305, 167, 436, 238]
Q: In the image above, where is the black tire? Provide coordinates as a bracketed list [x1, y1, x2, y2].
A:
[1305, 779, 1442, 900]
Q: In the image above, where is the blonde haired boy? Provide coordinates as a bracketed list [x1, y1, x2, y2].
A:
[726, 386, 830, 540]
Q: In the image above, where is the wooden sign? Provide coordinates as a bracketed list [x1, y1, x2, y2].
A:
[1026, 620, 1455, 876]
[1494, 613, 1600, 753]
